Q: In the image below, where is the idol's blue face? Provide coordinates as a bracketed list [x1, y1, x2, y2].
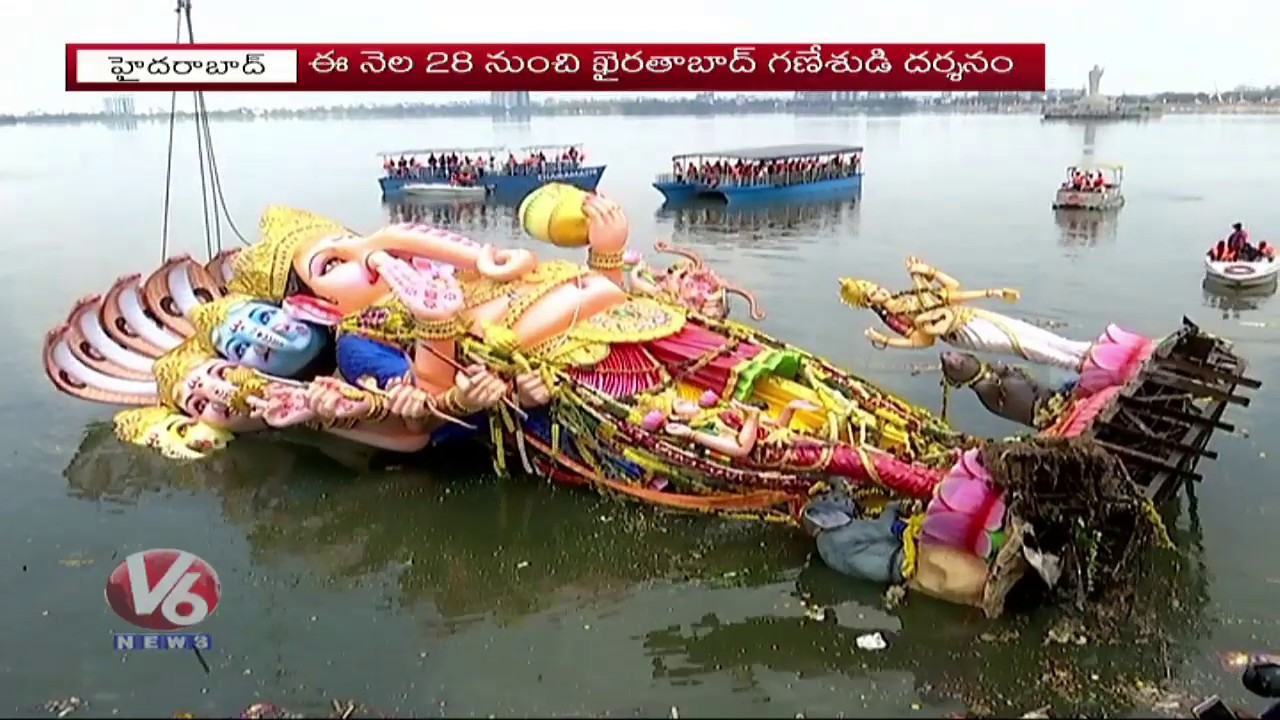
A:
[213, 301, 326, 377]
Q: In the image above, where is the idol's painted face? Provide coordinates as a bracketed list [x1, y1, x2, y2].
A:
[174, 360, 259, 431]
[213, 301, 326, 377]
[141, 414, 232, 459]
[292, 233, 393, 317]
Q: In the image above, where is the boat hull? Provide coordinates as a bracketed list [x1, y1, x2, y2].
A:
[653, 174, 863, 205]
[1204, 258, 1280, 289]
[1052, 188, 1124, 210]
[381, 165, 606, 201]
[402, 184, 488, 200]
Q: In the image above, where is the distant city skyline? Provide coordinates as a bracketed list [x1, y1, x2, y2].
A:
[7, 0, 1278, 114]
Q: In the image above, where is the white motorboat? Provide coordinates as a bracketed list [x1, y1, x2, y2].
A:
[402, 183, 487, 200]
[1204, 257, 1280, 289]
[1052, 162, 1125, 210]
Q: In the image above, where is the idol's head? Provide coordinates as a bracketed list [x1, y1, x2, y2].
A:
[212, 299, 327, 377]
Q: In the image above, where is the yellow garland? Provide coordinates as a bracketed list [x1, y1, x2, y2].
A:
[900, 513, 927, 580]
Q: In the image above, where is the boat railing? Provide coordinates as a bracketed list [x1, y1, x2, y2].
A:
[656, 167, 863, 189]
[385, 160, 587, 180]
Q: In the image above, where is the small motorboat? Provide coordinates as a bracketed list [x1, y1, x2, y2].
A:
[1204, 256, 1280, 289]
[1052, 162, 1125, 210]
[402, 183, 487, 200]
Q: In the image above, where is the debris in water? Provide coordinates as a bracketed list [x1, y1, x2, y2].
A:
[856, 632, 887, 651]
[58, 555, 94, 568]
[1020, 706, 1051, 718]
[516, 561, 529, 569]
[670, 706, 679, 719]
[42, 697, 86, 718]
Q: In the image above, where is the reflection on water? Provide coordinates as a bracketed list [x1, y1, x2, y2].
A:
[657, 197, 859, 245]
[1054, 208, 1120, 247]
[383, 197, 520, 237]
[60, 421, 1211, 715]
[63, 423, 804, 628]
[1202, 277, 1278, 319]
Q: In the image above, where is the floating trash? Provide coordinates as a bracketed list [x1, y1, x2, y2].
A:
[855, 632, 887, 651]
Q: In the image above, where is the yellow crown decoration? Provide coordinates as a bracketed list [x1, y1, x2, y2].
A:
[189, 293, 252, 346]
[838, 278, 880, 308]
[112, 406, 177, 445]
[227, 206, 356, 300]
[152, 338, 216, 408]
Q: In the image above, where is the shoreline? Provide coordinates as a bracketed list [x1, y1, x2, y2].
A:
[5, 102, 1280, 127]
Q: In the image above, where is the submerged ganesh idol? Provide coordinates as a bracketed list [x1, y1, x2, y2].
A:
[184, 189, 979, 519]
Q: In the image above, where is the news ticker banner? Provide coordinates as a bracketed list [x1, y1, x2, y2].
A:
[66, 43, 1045, 93]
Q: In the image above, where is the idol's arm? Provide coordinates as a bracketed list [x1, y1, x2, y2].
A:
[410, 335, 459, 396]
[323, 424, 433, 453]
[910, 265, 962, 290]
[944, 288, 1012, 303]
[335, 334, 413, 390]
[685, 412, 761, 458]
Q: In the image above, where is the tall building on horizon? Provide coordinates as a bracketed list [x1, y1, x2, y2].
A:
[490, 91, 531, 110]
[102, 94, 136, 116]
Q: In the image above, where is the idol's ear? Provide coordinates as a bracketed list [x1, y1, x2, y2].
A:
[283, 294, 341, 327]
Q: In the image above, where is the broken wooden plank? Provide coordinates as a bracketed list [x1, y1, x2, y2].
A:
[1096, 421, 1218, 460]
[1155, 356, 1262, 389]
[1095, 440, 1203, 482]
[1118, 396, 1234, 432]
[1144, 370, 1252, 406]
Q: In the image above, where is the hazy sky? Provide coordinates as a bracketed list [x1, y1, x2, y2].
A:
[5, 0, 1276, 113]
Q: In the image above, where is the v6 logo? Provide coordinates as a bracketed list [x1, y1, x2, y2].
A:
[104, 549, 222, 631]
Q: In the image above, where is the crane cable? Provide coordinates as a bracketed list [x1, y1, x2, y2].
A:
[158, 0, 249, 265]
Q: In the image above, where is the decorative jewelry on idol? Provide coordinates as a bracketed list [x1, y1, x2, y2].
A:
[414, 317, 466, 341]
[587, 248, 627, 271]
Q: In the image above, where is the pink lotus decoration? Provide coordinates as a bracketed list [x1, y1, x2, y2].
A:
[920, 448, 1007, 559]
[1078, 324, 1154, 397]
[640, 409, 666, 432]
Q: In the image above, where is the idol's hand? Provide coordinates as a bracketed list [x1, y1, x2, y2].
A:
[514, 371, 552, 408]
[583, 194, 629, 255]
[245, 384, 316, 428]
[377, 254, 465, 322]
[454, 365, 508, 412]
[305, 377, 371, 420]
[384, 380, 435, 420]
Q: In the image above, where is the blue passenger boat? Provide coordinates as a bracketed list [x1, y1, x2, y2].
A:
[653, 143, 863, 205]
[378, 144, 605, 202]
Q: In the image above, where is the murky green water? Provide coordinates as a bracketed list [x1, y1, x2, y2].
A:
[0, 114, 1276, 717]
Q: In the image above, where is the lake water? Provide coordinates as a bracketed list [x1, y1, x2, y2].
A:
[1, 113, 1277, 717]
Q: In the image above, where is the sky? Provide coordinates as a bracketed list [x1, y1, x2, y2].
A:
[4, 0, 1277, 113]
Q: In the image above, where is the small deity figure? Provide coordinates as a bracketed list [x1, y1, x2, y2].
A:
[624, 241, 765, 321]
[839, 256, 1152, 382]
[635, 393, 945, 501]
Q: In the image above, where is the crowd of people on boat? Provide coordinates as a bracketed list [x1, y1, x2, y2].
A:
[1061, 168, 1113, 192]
[1207, 223, 1275, 262]
[669, 153, 862, 188]
[382, 147, 585, 185]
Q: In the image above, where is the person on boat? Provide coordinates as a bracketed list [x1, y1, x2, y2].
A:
[1228, 223, 1250, 255]
[382, 157, 394, 174]
[1208, 240, 1230, 262]
[1259, 241, 1276, 261]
